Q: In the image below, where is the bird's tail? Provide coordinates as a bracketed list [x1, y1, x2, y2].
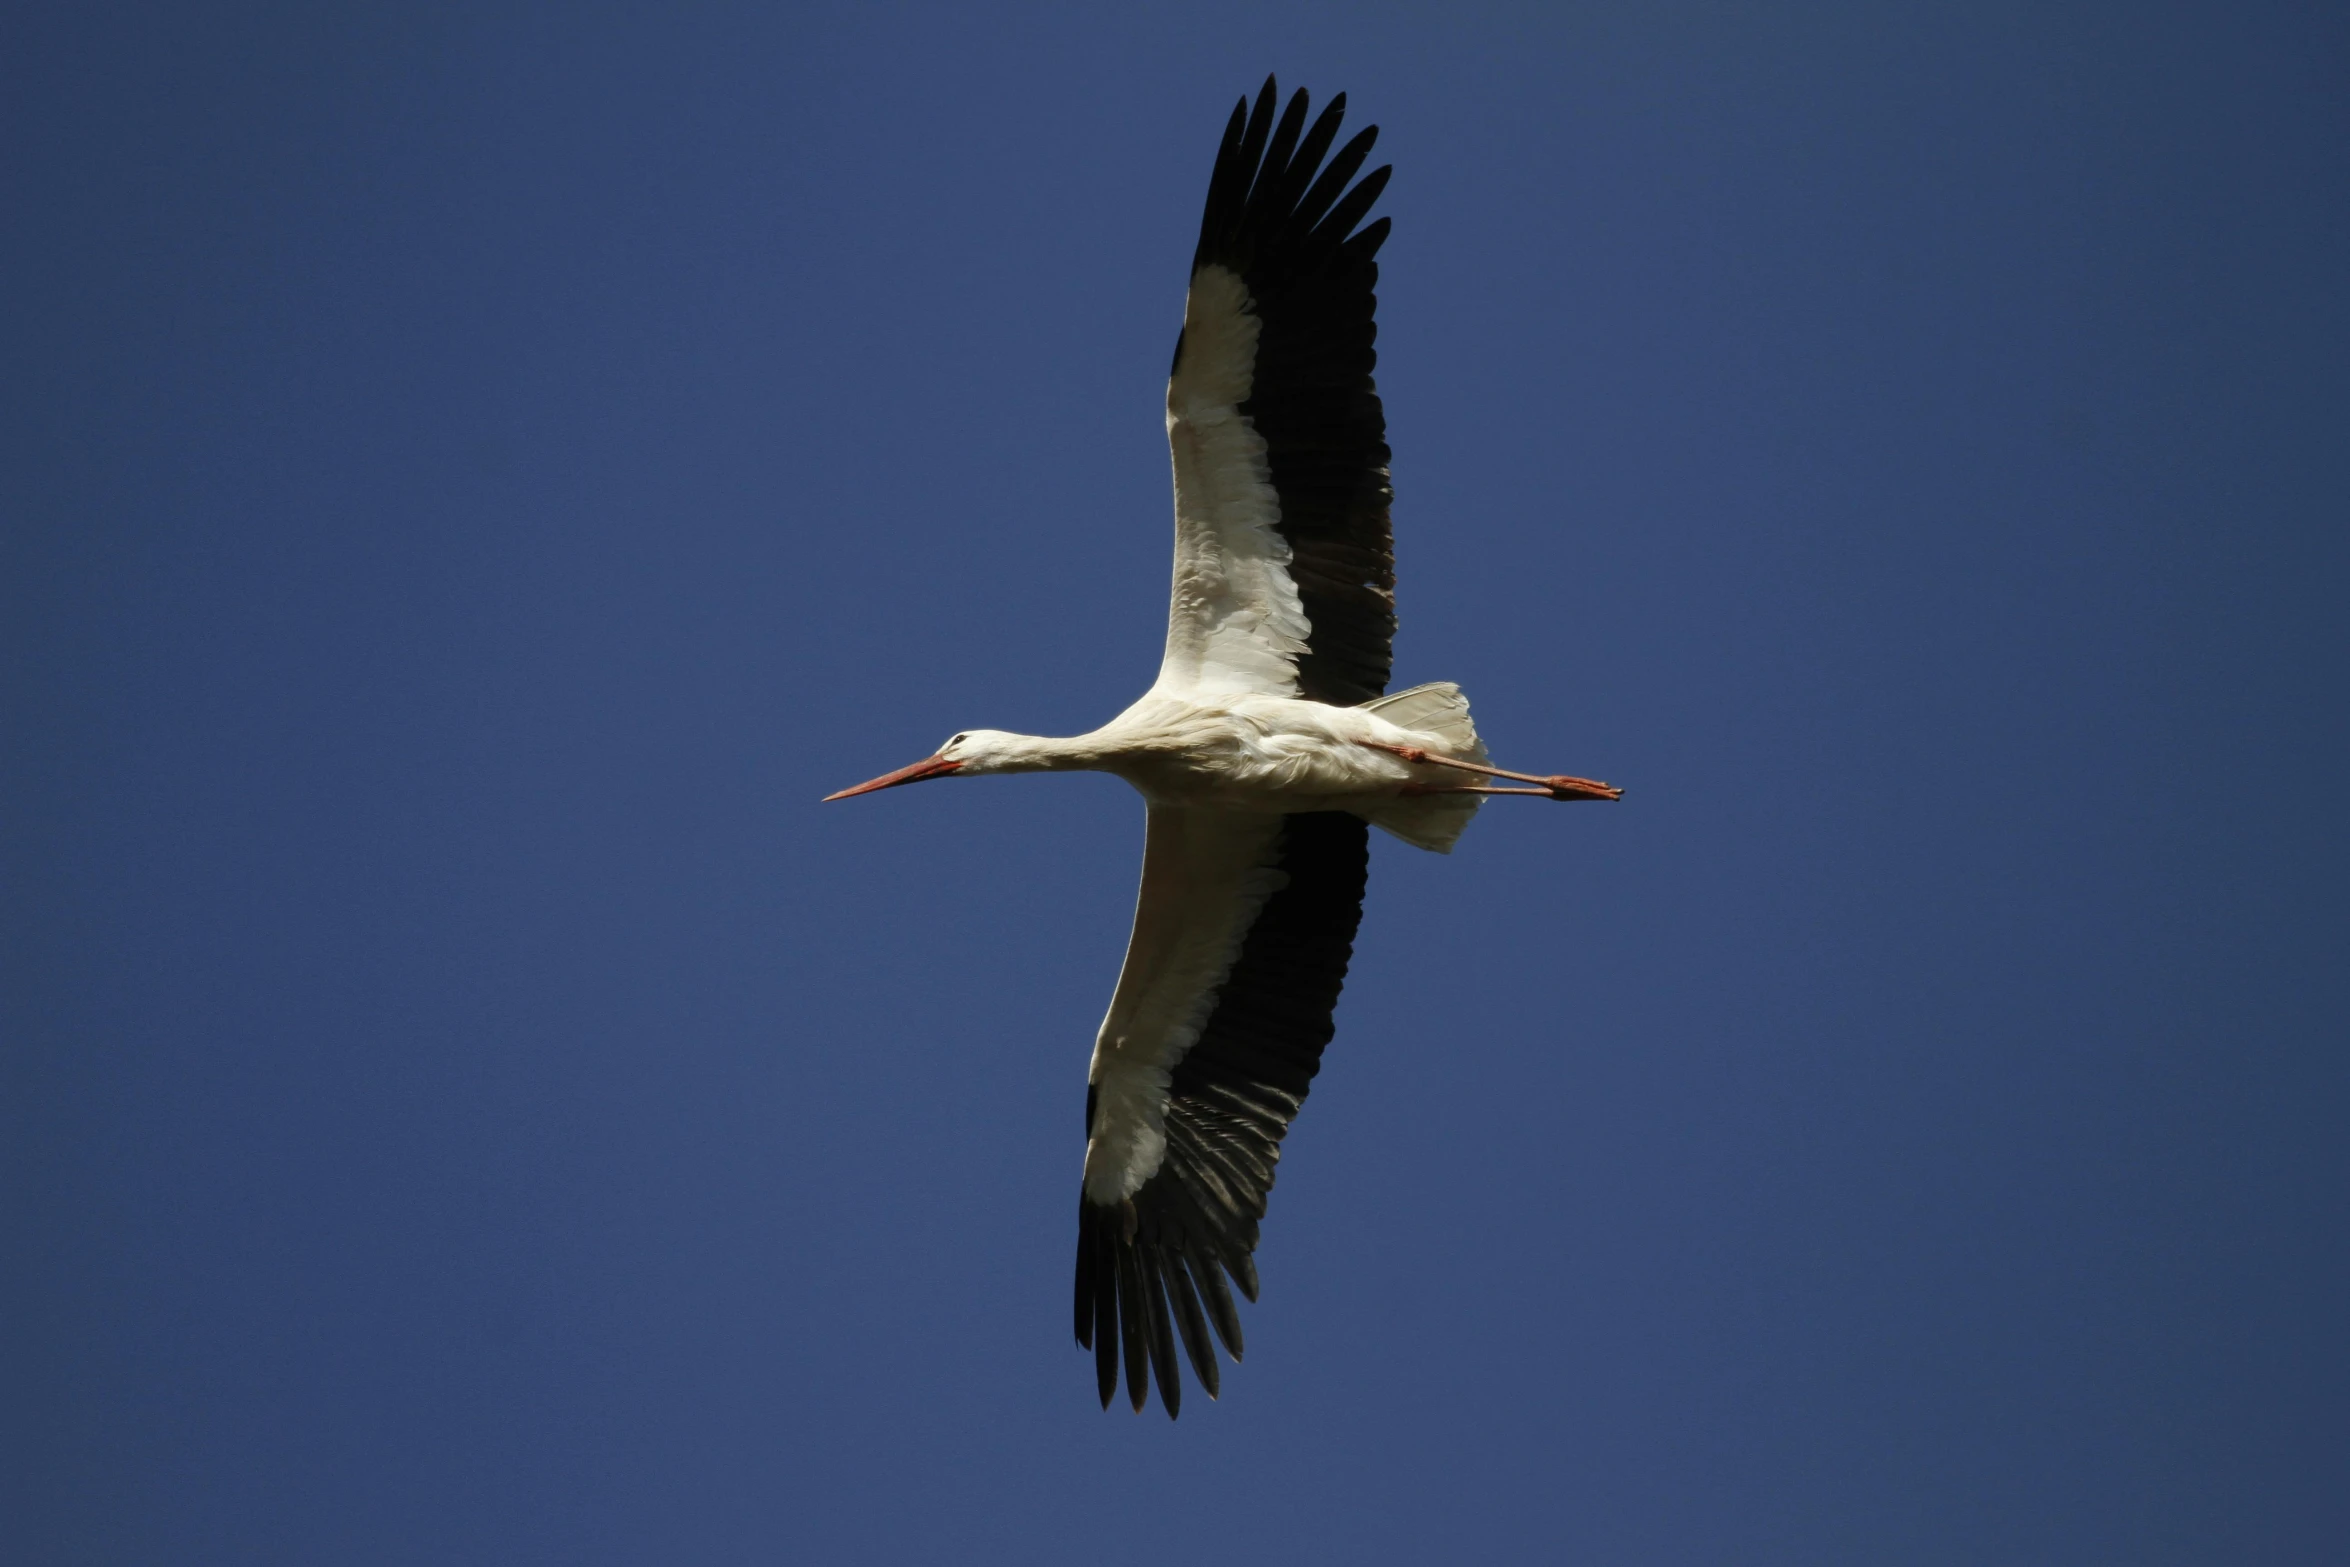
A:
[1353, 682, 1487, 853]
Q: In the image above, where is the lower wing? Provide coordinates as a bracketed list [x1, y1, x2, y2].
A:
[1077, 806, 1371, 1415]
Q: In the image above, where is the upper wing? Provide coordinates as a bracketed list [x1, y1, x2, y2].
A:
[1076, 807, 1371, 1416]
[1156, 79, 1398, 706]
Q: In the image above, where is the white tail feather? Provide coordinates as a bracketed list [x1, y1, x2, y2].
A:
[1355, 682, 1487, 853]
[1359, 681, 1487, 763]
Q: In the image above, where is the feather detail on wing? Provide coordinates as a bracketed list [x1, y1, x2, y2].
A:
[1156, 78, 1398, 706]
[1078, 809, 1370, 1415]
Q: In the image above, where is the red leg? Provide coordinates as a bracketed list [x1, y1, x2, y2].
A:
[1369, 742, 1624, 801]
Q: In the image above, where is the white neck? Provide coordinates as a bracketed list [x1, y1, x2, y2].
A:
[959, 728, 1120, 776]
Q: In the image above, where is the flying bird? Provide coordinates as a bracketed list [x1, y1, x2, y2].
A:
[826, 78, 1622, 1417]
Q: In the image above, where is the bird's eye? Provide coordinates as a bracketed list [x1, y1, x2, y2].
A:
[948, 733, 968, 748]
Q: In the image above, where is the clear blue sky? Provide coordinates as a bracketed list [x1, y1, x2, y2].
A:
[6, 4, 2345, 1562]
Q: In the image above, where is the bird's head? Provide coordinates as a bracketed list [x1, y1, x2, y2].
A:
[823, 729, 1035, 800]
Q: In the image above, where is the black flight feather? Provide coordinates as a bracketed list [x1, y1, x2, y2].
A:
[1092, 1233, 1120, 1408]
[1141, 1249, 1182, 1418]
[1168, 1256, 1221, 1399]
[1116, 1240, 1150, 1413]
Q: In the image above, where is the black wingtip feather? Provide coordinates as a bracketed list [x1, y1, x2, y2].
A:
[1346, 215, 1392, 263]
[1310, 164, 1392, 257]
[1141, 1250, 1182, 1419]
[1094, 1236, 1119, 1406]
[1254, 89, 1311, 208]
[1195, 1251, 1245, 1361]
[1115, 1241, 1149, 1413]
[1276, 105, 1346, 216]
[1230, 1251, 1262, 1305]
[1168, 1257, 1222, 1400]
[1288, 123, 1378, 237]
[1074, 1222, 1095, 1349]
[1234, 80, 1278, 199]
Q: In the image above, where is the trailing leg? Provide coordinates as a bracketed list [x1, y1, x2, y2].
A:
[1364, 741, 1624, 802]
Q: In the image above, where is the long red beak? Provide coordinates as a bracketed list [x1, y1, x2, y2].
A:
[823, 754, 963, 801]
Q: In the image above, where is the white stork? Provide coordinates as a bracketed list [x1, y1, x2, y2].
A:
[826, 78, 1622, 1417]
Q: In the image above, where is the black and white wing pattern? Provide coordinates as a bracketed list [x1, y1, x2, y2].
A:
[1076, 809, 1370, 1416]
[1075, 80, 1396, 1418]
[1155, 78, 1397, 707]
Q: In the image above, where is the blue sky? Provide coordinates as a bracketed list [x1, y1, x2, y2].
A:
[6, 4, 2345, 1562]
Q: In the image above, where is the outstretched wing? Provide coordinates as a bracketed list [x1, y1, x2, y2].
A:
[1076, 808, 1370, 1416]
[1155, 78, 1397, 707]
